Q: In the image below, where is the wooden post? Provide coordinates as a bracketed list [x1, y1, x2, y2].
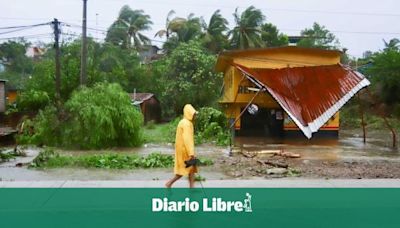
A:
[357, 93, 367, 143]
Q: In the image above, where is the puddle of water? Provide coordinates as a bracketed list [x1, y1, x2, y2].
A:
[233, 129, 400, 161]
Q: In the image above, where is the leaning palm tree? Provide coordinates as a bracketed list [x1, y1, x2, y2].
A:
[154, 10, 186, 40]
[161, 13, 202, 53]
[227, 6, 265, 49]
[383, 38, 400, 51]
[106, 5, 153, 50]
[200, 10, 229, 53]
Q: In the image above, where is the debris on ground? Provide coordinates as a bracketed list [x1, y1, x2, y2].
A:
[266, 168, 288, 175]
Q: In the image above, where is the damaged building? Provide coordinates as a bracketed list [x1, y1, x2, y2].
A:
[216, 46, 370, 139]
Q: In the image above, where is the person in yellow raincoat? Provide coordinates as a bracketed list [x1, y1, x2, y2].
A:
[165, 104, 198, 188]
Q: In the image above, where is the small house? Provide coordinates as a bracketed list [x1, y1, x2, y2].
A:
[129, 93, 161, 123]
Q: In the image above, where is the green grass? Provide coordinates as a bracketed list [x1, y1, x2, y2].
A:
[143, 119, 179, 144]
[143, 119, 230, 146]
[30, 148, 214, 170]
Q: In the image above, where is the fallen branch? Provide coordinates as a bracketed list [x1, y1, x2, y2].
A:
[256, 150, 300, 158]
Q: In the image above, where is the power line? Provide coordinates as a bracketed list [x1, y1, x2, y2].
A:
[0, 22, 51, 30]
[0, 33, 53, 41]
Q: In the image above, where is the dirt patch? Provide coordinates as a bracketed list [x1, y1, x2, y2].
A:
[217, 154, 400, 179]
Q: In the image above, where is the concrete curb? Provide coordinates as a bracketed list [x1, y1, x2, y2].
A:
[1, 179, 400, 188]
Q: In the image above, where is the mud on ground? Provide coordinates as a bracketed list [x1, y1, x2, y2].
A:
[217, 154, 400, 179]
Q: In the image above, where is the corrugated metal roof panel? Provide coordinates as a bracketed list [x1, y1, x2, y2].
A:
[234, 63, 370, 138]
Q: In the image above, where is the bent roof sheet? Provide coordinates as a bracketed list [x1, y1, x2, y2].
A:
[234, 63, 370, 138]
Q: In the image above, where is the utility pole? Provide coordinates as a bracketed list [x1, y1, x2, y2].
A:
[80, 0, 88, 86]
[52, 18, 61, 101]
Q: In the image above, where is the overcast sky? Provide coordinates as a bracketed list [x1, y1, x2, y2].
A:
[1, 0, 399, 57]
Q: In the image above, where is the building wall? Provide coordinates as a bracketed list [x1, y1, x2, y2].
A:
[7, 91, 17, 104]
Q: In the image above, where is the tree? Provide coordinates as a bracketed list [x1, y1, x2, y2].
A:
[297, 22, 340, 49]
[200, 10, 229, 53]
[22, 83, 144, 149]
[18, 38, 145, 111]
[228, 6, 265, 49]
[0, 40, 34, 89]
[261, 23, 288, 47]
[155, 40, 223, 117]
[106, 5, 153, 49]
[154, 10, 182, 40]
[0, 40, 33, 73]
[161, 13, 202, 53]
[366, 45, 400, 105]
[383, 38, 399, 51]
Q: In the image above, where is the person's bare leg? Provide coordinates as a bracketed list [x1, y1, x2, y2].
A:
[165, 175, 182, 188]
[188, 173, 195, 188]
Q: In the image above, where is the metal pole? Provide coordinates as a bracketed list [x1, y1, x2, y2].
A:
[229, 88, 264, 129]
[80, 0, 88, 86]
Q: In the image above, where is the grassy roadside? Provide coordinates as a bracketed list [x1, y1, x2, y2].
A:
[143, 121, 177, 144]
[30, 148, 214, 169]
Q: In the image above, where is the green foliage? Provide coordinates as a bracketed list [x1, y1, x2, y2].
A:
[0, 40, 33, 74]
[0, 147, 26, 163]
[16, 90, 50, 111]
[200, 10, 229, 53]
[17, 39, 144, 112]
[30, 150, 212, 169]
[106, 5, 153, 49]
[30, 148, 59, 168]
[297, 22, 340, 50]
[155, 41, 223, 118]
[19, 83, 144, 149]
[261, 23, 289, 47]
[63, 83, 144, 149]
[17, 105, 61, 146]
[366, 47, 400, 104]
[30, 149, 215, 169]
[228, 6, 265, 49]
[144, 108, 230, 146]
[143, 117, 180, 143]
[194, 107, 230, 146]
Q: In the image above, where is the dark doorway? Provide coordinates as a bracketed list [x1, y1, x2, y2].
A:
[239, 108, 284, 137]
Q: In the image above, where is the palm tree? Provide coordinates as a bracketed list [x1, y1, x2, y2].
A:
[200, 10, 229, 53]
[383, 38, 400, 51]
[106, 5, 153, 50]
[154, 10, 186, 40]
[227, 6, 265, 49]
[160, 13, 202, 53]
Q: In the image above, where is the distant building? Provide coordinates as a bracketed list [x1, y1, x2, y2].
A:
[129, 93, 161, 123]
[138, 45, 163, 63]
[25, 46, 45, 61]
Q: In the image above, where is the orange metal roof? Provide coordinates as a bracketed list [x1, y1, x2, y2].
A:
[234, 63, 370, 138]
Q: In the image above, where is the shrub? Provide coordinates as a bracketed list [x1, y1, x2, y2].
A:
[62, 83, 144, 149]
[194, 107, 230, 146]
[17, 90, 50, 111]
[19, 83, 144, 149]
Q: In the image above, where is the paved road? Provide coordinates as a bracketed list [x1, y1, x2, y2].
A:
[2, 179, 400, 188]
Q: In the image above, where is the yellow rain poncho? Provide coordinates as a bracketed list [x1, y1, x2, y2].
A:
[174, 104, 198, 176]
